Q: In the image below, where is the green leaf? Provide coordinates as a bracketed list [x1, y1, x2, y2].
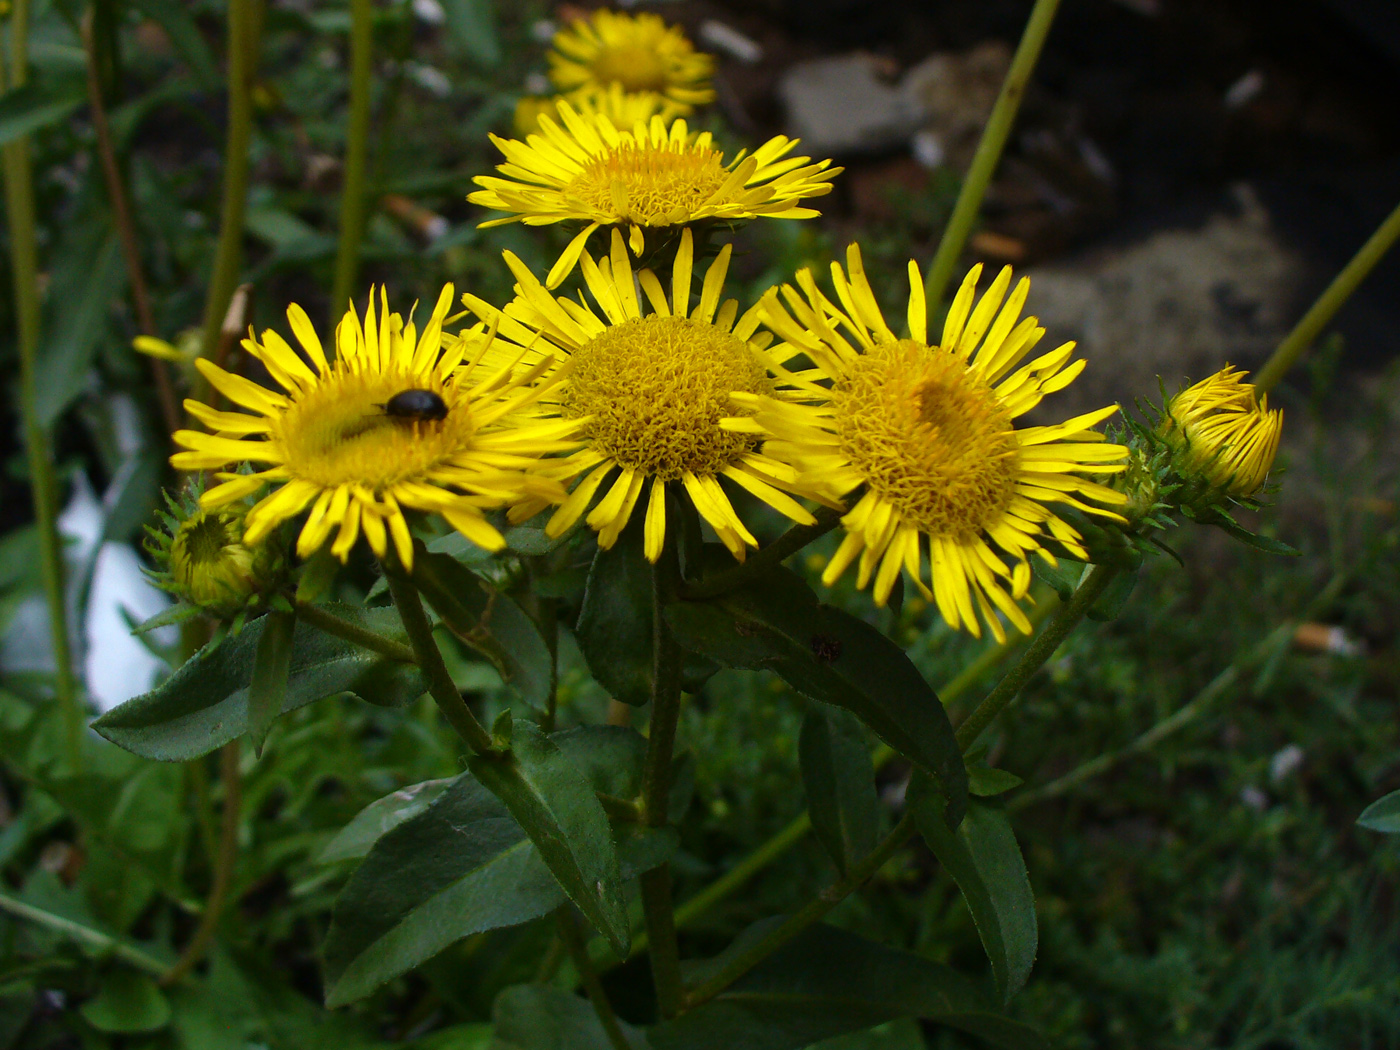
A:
[808, 1020, 927, 1050]
[468, 721, 630, 956]
[1030, 558, 1080, 603]
[130, 602, 202, 635]
[799, 705, 880, 876]
[440, 0, 501, 68]
[35, 230, 125, 426]
[1357, 789, 1400, 834]
[665, 566, 967, 823]
[413, 550, 552, 705]
[491, 984, 648, 1050]
[93, 607, 425, 761]
[967, 766, 1024, 798]
[0, 76, 85, 146]
[129, 0, 219, 87]
[80, 969, 172, 1033]
[1085, 566, 1138, 623]
[323, 755, 671, 1005]
[318, 778, 455, 864]
[248, 609, 296, 756]
[651, 923, 1046, 1050]
[909, 779, 1037, 1003]
[577, 524, 718, 706]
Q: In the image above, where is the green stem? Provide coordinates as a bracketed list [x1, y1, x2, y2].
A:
[383, 569, 494, 754]
[161, 740, 241, 986]
[557, 910, 631, 1050]
[684, 811, 918, 1009]
[295, 599, 417, 663]
[2, 0, 81, 771]
[0, 891, 170, 978]
[922, 0, 1064, 309]
[680, 506, 843, 600]
[1253, 200, 1400, 395]
[955, 563, 1117, 751]
[640, 535, 684, 1019]
[199, 0, 257, 368]
[329, 0, 373, 317]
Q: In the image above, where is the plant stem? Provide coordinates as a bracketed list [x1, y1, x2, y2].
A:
[557, 910, 632, 1050]
[161, 740, 241, 986]
[199, 0, 258, 368]
[383, 568, 494, 754]
[684, 811, 918, 1009]
[954, 564, 1115, 750]
[922, 0, 1063, 309]
[0, 891, 170, 977]
[295, 599, 417, 663]
[1, 0, 81, 771]
[680, 506, 844, 600]
[1254, 200, 1400, 395]
[640, 536, 685, 1019]
[82, 12, 180, 436]
[329, 0, 373, 317]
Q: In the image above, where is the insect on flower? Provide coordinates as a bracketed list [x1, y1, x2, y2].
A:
[381, 389, 450, 423]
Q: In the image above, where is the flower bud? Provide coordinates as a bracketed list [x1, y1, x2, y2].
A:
[1160, 366, 1282, 499]
[164, 506, 284, 617]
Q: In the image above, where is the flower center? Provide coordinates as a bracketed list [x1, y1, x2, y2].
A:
[590, 45, 670, 94]
[564, 143, 729, 225]
[272, 368, 476, 491]
[564, 316, 766, 480]
[835, 340, 1020, 537]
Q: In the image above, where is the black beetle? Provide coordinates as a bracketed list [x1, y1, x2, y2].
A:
[382, 388, 448, 422]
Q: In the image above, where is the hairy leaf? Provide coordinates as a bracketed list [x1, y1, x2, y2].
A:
[800, 705, 880, 876]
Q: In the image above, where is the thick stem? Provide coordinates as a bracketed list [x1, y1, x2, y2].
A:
[383, 568, 494, 754]
[82, 12, 180, 436]
[1254, 200, 1400, 395]
[1, 0, 81, 771]
[295, 599, 417, 664]
[922, 0, 1063, 309]
[558, 910, 632, 1050]
[329, 0, 373, 317]
[199, 0, 257, 369]
[161, 740, 241, 986]
[640, 536, 684, 1019]
[684, 812, 918, 1009]
[955, 563, 1117, 751]
[680, 506, 843, 600]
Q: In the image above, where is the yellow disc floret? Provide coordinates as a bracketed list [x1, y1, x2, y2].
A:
[837, 340, 1019, 538]
[564, 316, 767, 481]
[566, 144, 729, 228]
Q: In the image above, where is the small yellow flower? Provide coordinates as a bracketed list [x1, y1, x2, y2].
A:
[170, 287, 579, 570]
[547, 9, 714, 116]
[741, 251, 1130, 641]
[461, 229, 821, 562]
[469, 102, 840, 287]
[169, 506, 281, 616]
[1161, 366, 1282, 497]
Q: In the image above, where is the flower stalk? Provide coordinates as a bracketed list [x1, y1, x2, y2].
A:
[923, 0, 1063, 309]
[1, 0, 81, 770]
[329, 0, 374, 317]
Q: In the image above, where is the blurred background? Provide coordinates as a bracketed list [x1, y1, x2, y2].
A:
[2, 1, 1399, 1047]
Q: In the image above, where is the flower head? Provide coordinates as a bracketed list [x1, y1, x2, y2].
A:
[171, 287, 578, 570]
[469, 102, 840, 287]
[547, 9, 714, 116]
[146, 489, 286, 618]
[514, 83, 667, 138]
[744, 251, 1130, 641]
[1160, 366, 1282, 498]
[461, 229, 820, 561]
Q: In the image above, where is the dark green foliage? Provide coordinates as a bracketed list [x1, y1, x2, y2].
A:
[799, 705, 881, 876]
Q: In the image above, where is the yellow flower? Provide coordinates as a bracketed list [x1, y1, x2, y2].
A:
[169, 506, 281, 615]
[514, 84, 670, 138]
[741, 251, 1130, 641]
[468, 102, 840, 288]
[170, 287, 578, 570]
[547, 9, 714, 116]
[1161, 366, 1282, 497]
[461, 229, 821, 562]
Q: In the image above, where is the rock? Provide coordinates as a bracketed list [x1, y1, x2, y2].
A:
[777, 53, 922, 155]
[1022, 184, 1304, 415]
[900, 41, 1011, 172]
